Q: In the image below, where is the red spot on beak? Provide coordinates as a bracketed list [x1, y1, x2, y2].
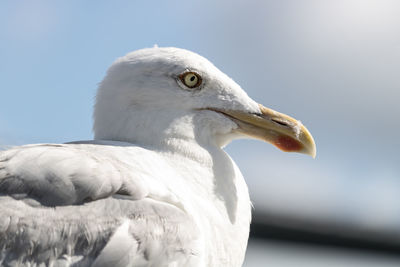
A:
[274, 136, 303, 152]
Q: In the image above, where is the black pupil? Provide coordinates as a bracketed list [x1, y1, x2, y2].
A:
[190, 75, 196, 82]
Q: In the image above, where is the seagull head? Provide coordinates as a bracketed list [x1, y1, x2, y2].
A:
[94, 47, 316, 158]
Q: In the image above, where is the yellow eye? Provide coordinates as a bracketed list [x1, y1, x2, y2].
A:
[179, 72, 202, 88]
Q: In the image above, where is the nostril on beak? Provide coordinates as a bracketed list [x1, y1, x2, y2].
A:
[271, 118, 290, 127]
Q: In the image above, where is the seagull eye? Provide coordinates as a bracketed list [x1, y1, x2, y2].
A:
[179, 72, 202, 89]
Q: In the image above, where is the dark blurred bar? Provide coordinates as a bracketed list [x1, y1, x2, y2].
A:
[250, 212, 400, 255]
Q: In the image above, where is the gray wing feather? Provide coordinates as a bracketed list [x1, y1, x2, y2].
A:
[0, 144, 200, 266]
[0, 144, 148, 206]
[0, 197, 200, 266]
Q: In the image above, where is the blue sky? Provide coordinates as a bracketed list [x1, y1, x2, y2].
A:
[1, 0, 400, 232]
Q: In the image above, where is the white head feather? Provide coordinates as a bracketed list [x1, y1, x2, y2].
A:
[93, 47, 260, 151]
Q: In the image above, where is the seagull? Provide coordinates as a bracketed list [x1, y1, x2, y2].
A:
[0, 47, 316, 267]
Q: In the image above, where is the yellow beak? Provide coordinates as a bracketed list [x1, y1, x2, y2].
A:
[211, 104, 316, 158]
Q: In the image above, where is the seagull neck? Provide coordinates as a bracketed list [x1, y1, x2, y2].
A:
[158, 137, 217, 165]
[95, 108, 234, 163]
[152, 113, 231, 164]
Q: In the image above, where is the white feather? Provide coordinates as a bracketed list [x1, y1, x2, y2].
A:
[0, 47, 259, 266]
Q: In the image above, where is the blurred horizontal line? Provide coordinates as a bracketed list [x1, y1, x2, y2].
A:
[250, 212, 400, 256]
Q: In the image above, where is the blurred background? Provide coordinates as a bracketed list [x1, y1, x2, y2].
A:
[1, 0, 400, 266]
